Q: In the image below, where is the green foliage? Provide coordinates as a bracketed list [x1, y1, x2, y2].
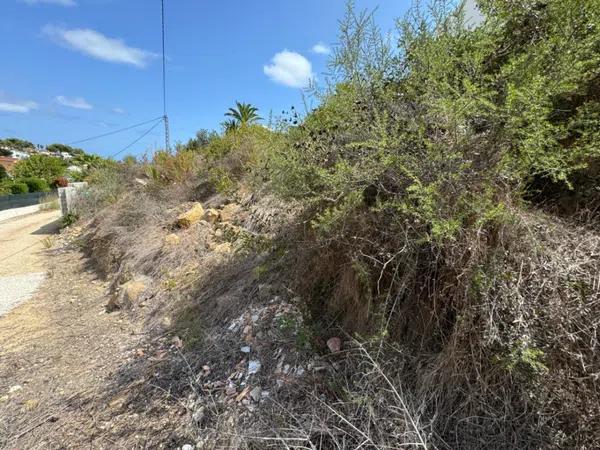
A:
[224, 101, 262, 128]
[146, 149, 198, 184]
[12, 155, 66, 183]
[201, 124, 282, 190]
[178, 129, 219, 152]
[19, 177, 50, 193]
[0, 138, 34, 150]
[268, 0, 600, 243]
[496, 341, 549, 378]
[61, 212, 79, 227]
[0, 165, 8, 180]
[46, 143, 84, 156]
[8, 181, 29, 194]
[0, 148, 12, 157]
[18, 177, 50, 192]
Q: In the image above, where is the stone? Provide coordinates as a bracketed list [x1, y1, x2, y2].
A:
[182, 444, 194, 450]
[8, 385, 22, 394]
[176, 203, 205, 228]
[164, 233, 180, 246]
[204, 208, 220, 224]
[327, 337, 342, 353]
[240, 346, 251, 353]
[213, 242, 233, 254]
[219, 203, 241, 222]
[107, 274, 152, 310]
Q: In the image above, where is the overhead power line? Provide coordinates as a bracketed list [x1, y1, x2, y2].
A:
[110, 119, 164, 159]
[67, 116, 164, 146]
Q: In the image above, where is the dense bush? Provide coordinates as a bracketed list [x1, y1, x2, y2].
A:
[0, 165, 8, 181]
[20, 177, 50, 193]
[7, 181, 29, 194]
[12, 155, 66, 183]
[258, 0, 600, 447]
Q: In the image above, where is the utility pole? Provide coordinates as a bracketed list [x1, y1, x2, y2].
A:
[161, 0, 170, 151]
[164, 115, 170, 152]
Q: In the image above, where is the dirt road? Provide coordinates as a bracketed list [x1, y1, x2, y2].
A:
[0, 210, 61, 316]
[0, 223, 189, 448]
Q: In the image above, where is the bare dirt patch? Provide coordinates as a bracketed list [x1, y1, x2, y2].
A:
[0, 245, 166, 449]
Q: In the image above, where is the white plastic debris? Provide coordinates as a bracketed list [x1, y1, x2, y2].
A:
[248, 360, 261, 375]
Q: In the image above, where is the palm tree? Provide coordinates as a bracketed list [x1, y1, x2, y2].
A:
[221, 119, 239, 134]
[225, 102, 262, 127]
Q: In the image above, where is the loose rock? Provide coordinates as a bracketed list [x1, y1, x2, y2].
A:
[176, 203, 205, 228]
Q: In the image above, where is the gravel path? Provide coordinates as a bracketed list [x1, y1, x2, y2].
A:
[0, 209, 61, 316]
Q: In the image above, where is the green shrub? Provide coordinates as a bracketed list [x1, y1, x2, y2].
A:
[8, 181, 29, 194]
[61, 212, 79, 227]
[0, 165, 8, 181]
[12, 154, 66, 183]
[147, 149, 199, 184]
[20, 177, 50, 193]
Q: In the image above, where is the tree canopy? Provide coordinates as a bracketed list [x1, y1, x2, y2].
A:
[12, 155, 67, 183]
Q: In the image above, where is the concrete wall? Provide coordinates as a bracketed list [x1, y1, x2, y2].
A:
[58, 182, 88, 216]
[0, 204, 41, 223]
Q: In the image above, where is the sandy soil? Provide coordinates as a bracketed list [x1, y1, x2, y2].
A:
[0, 233, 192, 449]
[0, 210, 62, 317]
[0, 209, 61, 277]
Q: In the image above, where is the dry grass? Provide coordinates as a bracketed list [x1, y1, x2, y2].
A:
[74, 172, 599, 449]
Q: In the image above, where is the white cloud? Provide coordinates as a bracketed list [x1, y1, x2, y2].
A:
[42, 25, 157, 68]
[55, 95, 93, 110]
[0, 100, 38, 113]
[20, 0, 76, 6]
[112, 107, 125, 114]
[312, 42, 331, 55]
[264, 50, 314, 88]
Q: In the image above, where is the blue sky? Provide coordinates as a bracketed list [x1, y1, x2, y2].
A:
[0, 0, 411, 158]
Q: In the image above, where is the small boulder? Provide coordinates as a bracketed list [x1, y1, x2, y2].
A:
[164, 233, 180, 246]
[214, 242, 233, 254]
[204, 208, 220, 224]
[107, 276, 150, 310]
[219, 203, 241, 222]
[176, 203, 205, 228]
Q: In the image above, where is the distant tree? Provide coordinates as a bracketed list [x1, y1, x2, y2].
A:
[122, 155, 137, 165]
[0, 138, 34, 151]
[0, 148, 12, 157]
[181, 129, 219, 151]
[12, 155, 67, 183]
[46, 143, 84, 155]
[225, 102, 262, 127]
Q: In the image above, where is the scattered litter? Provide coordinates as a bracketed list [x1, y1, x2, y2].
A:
[248, 360, 261, 375]
[249, 386, 262, 402]
[240, 346, 251, 353]
[327, 336, 342, 353]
